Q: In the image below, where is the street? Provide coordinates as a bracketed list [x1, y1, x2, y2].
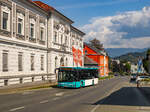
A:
[0, 76, 150, 112]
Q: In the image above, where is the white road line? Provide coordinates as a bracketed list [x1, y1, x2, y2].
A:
[40, 100, 49, 104]
[53, 97, 60, 101]
[9, 106, 25, 112]
[55, 92, 64, 96]
[91, 105, 99, 112]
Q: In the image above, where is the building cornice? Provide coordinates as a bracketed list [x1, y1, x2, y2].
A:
[0, 74, 50, 79]
[71, 25, 85, 36]
[52, 10, 74, 24]
[0, 38, 48, 51]
[33, 1, 74, 24]
[22, 0, 48, 16]
[48, 48, 71, 54]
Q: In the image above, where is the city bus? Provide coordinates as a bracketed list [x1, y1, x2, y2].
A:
[55, 67, 99, 88]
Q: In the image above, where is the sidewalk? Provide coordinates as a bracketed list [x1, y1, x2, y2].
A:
[0, 81, 56, 95]
[94, 81, 150, 112]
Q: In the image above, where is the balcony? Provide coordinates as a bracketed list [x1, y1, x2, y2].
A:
[16, 34, 25, 40]
[39, 40, 45, 45]
[0, 29, 11, 37]
[29, 37, 36, 43]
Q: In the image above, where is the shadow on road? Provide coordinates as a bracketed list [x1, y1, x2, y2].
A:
[51, 85, 81, 90]
[93, 87, 150, 106]
[129, 79, 136, 84]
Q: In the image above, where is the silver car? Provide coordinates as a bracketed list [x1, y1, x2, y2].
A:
[136, 76, 150, 82]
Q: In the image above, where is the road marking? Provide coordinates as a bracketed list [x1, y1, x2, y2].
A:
[40, 100, 49, 104]
[53, 97, 60, 101]
[9, 106, 25, 112]
[22, 91, 33, 95]
[55, 92, 64, 96]
[91, 105, 99, 112]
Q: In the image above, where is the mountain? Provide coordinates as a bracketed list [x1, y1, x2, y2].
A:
[105, 48, 147, 57]
[114, 51, 147, 64]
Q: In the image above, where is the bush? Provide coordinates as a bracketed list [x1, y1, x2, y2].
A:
[99, 75, 114, 80]
[108, 72, 113, 75]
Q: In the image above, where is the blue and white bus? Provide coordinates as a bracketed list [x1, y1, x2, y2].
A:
[56, 67, 99, 88]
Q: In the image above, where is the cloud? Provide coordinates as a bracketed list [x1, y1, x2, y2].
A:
[57, 0, 138, 10]
[81, 7, 150, 48]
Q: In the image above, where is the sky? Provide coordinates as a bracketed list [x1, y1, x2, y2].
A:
[38, 0, 150, 49]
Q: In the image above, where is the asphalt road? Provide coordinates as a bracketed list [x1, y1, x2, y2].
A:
[0, 76, 149, 112]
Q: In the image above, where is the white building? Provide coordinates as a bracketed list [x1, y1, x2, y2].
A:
[131, 64, 138, 74]
[0, 0, 85, 86]
[131, 63, 145, 74]
[34, 1, 85, 81]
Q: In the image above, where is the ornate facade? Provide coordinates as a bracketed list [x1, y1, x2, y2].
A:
[0, 0, 85, 86]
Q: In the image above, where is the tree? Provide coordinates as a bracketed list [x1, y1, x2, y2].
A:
[143, 59, 149, 73]
[146, 49, 150, 60]
[143, 49, 150, 73]
[89, 38, 104, 50]
[125, 62, 131, 73]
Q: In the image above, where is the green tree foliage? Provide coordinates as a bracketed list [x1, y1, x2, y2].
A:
[143, 59, 149, 72]
[143, 48, 150, 73]
[111, 61, 131, 74]
[125, 62, 131, 72]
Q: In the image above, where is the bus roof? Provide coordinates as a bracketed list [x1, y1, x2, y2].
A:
[59, 67, 98, 70]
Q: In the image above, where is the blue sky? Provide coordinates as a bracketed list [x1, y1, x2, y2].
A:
[40, 0, 150, 27]
[38, 0, 150, 49]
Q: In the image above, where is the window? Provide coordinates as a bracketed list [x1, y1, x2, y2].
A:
[61, 35, 63, 44]
[18, 18, 23, 34]
[2, 12, 8, 30]
[72, 40, 75, 45]
[30, 23, 34, 38]
[31, 55, 34, 71]
[60, 58, 64, 66]
[3, 52, 8, 72]
[65, 58, 68, 66]
[80, 43, 82, 48]
[85, 50, 87, 54]
[55, 57, 58, 68]
[54, 31, 57, 42]
[18, 54, 23, 71]
[65, 36, 67, 45]
[70, 39, 72, 47]
[41, 56, 44, 71]
[40, 27, 44, 41]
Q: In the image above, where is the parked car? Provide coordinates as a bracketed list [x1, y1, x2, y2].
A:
[130, 74, 137, 80]
[136, 76, 150, 82]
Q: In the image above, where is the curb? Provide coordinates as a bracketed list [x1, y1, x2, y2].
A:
[0, 82, 57, 95]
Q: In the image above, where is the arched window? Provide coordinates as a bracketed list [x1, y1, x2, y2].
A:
[60, 57, 64, 66]
[55, 57, 58, 68]
[54, 31, 57, 43]
[61, 34, 63, 44]
[70, 39, 72, 47]
[65, 58, 68, 66]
